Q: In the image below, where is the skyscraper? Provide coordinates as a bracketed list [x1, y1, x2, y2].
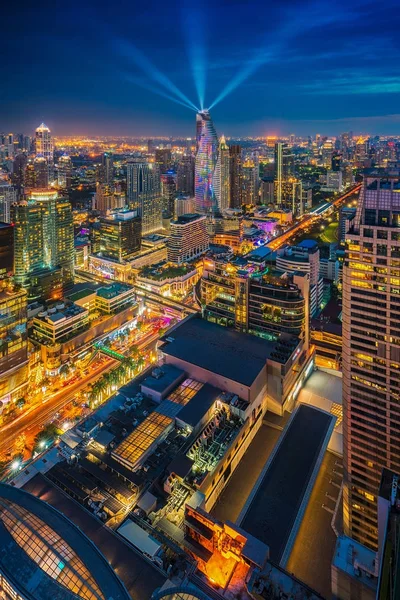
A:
[167, 214, 209, 265]
[33, 155, 49, 188]
[195, 110, 219, 215]
[96, 209, 142, 262]
[155, 148, 172, 173]
[214, 135, 230, 213]
[35, 123, 53, 163]
[229, 145, 242, 208]
[12, 153, 27, 194]
[274, 142, 295, 208]
[126, 160, 162, 234]
[161, 172, 177, 215]
[12, 190, 74, 298]
[342, 172, 400, 550]
[57, 153, 72, 189]
[0, 184, 16, 222]
[177, 155, 195, 196]
[242, 159, 257, 205]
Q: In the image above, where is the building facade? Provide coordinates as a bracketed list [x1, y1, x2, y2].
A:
[12, 190, 74, 298]
[229, 144, 242, 208]
[95, 209, 142, 262]
[167, 214, 209, 265]
[195, 110, 219, 215]
[35, 122, 53, 163]
[213, 135, 230, 214]
[342, 171, 400, 550]
[126, 160, 162, 234]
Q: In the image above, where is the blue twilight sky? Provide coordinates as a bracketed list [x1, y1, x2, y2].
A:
[2, 0, 400, 137]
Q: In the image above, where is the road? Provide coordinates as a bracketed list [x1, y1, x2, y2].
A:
[0, 358, 116, 458]
[268, 184, 361, 251]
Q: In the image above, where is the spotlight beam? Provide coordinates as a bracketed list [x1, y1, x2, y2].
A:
[181, 2, 207, 110]
[117, 39, 199, 111]
[123, 73, 198, 111]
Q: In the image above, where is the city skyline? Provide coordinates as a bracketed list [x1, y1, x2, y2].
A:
[3, 0, 400, 136]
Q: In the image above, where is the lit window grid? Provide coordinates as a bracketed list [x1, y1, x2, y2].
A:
[0, 498, 104, 600]
[167, 378, 203, 405]
[113, 413, 173, 465]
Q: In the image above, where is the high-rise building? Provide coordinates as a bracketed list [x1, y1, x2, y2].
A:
[214, 135, 230, 213]
[167, 213, 209, 264]
[229, 145, 242, 208]
[12, 190, 74, 298]
[276, 240, 323, 317]
[195, 110, 219, 215]
[24, 161, 36, 188]
[126, 160, 162, 234]
[155, 148, 172, 173]
[174, 195, 196, 218]
[0, 222, 14, 279]
[161, 171, 176, 215]
[33, 155, 49, 188]
[0, 184, 16, 222]
[57, 153, 72, 189]
[12, 153, 27, 194]
[95, 209, 141, 262]
[242, 159, 257, 205]
[95, 183, 126, 214]
[201, 255, 309, 347]
[274, 143, 295, 208]
[177, 155, 195, 196]
[260, 177, 274, 205]
[35, 122, 53, 163]
[342, 172, 400, 550]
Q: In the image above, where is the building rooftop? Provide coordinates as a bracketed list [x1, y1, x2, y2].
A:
[176, 383, 221, 429]
[332, 535, 377, 593]
[0, 482, 130, 600]
[160, 316, 278, 387]
[21, 474, 165, 598]
[171, 213, 205, 225]
[112, 412, 173, 468]
[238, 404, 335, 565]
[96, 282, 132, 299]
[141, 365, 185, 395]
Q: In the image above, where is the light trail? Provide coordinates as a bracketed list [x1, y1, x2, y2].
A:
[116, 39, 199, 111]
[267, 184, 361, 251]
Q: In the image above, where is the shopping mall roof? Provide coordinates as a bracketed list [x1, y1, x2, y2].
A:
[21, 474, 166, 598]
[112, 412, 174, 469]
[238, 404, 335, 566]
[176, 384, 221, 429]
[160, 316, 274, 387]
[0, 482, 130, 600]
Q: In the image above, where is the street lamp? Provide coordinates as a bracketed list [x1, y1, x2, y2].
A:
[11, 460, 21, 471]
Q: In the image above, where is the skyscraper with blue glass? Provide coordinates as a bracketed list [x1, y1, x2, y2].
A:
[195, 110, 219, 215]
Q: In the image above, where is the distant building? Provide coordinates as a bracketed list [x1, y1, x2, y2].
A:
[95, 183, 126, 214]
[33, 155, 49, 188]
[161, 171, 176, 215]
[274, 142, 294, 208]
[174, 195, 196, 218]
[325, 170, 343, 191]
[57, 153, 72, 189]
[261, 177, 274, 204]
[242, 158, 257, 205]
[229, 144, 242, 208]
[0, 184, 16, 222]
[339, 206, 356, 243]
[167, 213, 209, 264]
[0, 223, 14, 279]
[126, 159, 162, 234]
[214, 135, 230, 213]
[176, 154, 195, 196]
[35, 122, 53, 163]
[155, 148, 172, 173]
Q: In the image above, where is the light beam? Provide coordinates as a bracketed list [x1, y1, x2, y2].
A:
[122, 73, 198, 111]
[181, 2, 207, 110]
[116, 39, 199, 111]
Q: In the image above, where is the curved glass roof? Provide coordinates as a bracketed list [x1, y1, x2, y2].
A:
[0, 496, 104, 600]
